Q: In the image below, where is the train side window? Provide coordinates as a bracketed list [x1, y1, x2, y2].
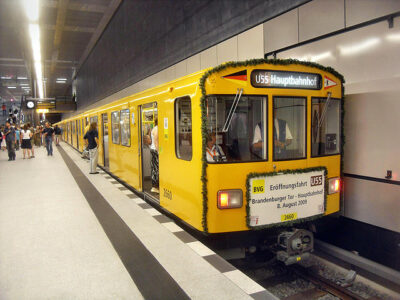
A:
[273, 97, 306, 161]
[111, 111, 120, 144]
[311, 98, 340, 156]
[90, 116, 98, 125]
[120, 109, 130, 147]
[175, 97, 192, 160]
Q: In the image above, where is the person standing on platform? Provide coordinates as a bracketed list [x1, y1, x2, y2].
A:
[20, 124, 33, 159]
[28, 123, 35, 158]
[0, 128, 4, 151]
[42, 122, 54, 156]
[2, 103, 6, 116]
[150, 118, 159, 193]
[33, 125, 41, 147]
[81, 121, 90, 159]
[84, 122, 99, 174]
[54, 125, 61, 146]
[15, 125, 20, 151]
[4, 121, 16, 161]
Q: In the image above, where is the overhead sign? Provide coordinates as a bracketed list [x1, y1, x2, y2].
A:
[324, 75, 337, 89]
[248, 170, 325, 227]
[251, 70, 321, 90]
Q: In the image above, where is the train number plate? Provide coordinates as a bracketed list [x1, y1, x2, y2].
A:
[281, 212, 298, 222]
[248, 170, 325, 227]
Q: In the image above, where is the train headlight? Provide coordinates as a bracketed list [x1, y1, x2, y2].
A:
[217, 189, 243, 209]
[328, 177, 340, 194]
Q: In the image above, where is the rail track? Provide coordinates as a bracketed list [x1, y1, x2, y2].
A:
[228, 245, 399, 300]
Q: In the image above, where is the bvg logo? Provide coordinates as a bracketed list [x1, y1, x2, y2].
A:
[310, 175, 323, 186]
[252, 179, 265, 194]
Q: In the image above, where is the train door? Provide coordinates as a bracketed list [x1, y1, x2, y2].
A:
[76, 120, 79, 149]
[139, 102, 159, 202]
[102, 113, 109, 169]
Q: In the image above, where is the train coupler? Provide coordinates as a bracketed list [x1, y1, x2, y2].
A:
[276, 229, 314, 265]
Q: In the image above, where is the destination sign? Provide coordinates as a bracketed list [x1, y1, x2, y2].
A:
[250, 70, 321, 90]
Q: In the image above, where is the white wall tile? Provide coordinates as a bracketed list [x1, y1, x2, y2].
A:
[165, 65, 176, 82]
[200, 46, 218, 69]
[344, 178, 400, 233]
[186, 53, 201, 74]
[175, 60, 187, 78]
[238, 24, 264, 60]
[217, 36, 238, 64]
[346, 0, 400, 27]
[299, 0, 345, 42]
[264, 9, 298, 53]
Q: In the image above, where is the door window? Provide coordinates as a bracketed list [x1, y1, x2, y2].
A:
[175, 97, 192, 160]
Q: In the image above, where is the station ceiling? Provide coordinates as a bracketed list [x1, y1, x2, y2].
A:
[0, 0, 121, 103]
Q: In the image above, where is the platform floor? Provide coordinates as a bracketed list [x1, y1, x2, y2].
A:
[0, 142, 275, 299]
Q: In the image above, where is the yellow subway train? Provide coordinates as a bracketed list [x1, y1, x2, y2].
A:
[57, 59, 343, 246]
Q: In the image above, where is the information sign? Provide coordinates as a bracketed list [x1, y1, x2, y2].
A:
[248, 170, 325, 227]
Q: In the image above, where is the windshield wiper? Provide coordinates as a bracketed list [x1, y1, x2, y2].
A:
[317, 92, 332, 129]
[222, 88, 243, 132]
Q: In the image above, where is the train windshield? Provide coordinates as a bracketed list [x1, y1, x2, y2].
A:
[206, 95, 267, 163]
[311, 97, 341, 156]
[273, 97, 306, 160]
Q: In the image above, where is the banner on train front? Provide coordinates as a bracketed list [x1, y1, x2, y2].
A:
[248, 170, 325, 227]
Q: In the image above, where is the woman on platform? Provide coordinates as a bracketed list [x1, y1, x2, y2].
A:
[20, 124, 33, 159]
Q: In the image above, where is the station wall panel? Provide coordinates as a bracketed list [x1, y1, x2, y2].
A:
[238, 24, 265, 60]
[344, 178, 400, 233]
[217, 36, 238, 64]
[298, 0, 345, 42]
[175, 60, 187, 79]
[345, 0, 400, 27]
[344, 91, 400, 179]
[186, 53, 201, 75]
[264, 9, 299, 53]
[200, 46, 217, 70]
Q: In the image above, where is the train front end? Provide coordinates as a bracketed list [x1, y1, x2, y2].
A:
[201, 60, 343, 262]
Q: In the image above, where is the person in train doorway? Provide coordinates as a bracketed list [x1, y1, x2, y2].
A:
[4, 121, 16, 161]
[84, 122, 99, 174]
[81, 122, 90, 159]
[42, 122, 55, 156]
[206, 132, 226, 162]
[150, 118, 159, 193]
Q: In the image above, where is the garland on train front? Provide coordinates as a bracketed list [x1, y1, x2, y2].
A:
[199, 58, 345, 233]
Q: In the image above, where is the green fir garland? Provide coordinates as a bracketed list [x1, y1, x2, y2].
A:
[245, 166, 328, 230]
[199, 58, 345, 233]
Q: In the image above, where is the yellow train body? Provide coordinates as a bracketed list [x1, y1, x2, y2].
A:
[57, 59, 343, 234]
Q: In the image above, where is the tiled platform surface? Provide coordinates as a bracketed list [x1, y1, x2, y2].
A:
[0, 143, 276, 299]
